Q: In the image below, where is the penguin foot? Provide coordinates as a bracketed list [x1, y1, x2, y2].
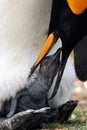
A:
[1, 107, 50, 130]
[1, 100, 78, 130]
[48, 100, 78, 123]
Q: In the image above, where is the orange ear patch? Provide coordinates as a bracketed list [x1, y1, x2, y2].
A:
[67, 0, 87, 15]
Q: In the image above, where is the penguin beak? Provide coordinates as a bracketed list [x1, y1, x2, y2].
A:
[29, 32, 59, 78]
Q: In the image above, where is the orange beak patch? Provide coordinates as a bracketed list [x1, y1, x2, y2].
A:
[67, 0, 87, 15]
[35, 33, 55, 66]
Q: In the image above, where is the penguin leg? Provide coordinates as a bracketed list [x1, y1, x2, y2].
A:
[48, 100, 78, 123]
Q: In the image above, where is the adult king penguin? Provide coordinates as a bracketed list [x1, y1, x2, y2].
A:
[0, 0, 76, 112]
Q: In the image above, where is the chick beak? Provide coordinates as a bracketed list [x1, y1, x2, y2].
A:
[29, 32, 59, 78]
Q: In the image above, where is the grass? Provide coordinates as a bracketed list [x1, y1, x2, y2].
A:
[44, 108, 87, 130]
